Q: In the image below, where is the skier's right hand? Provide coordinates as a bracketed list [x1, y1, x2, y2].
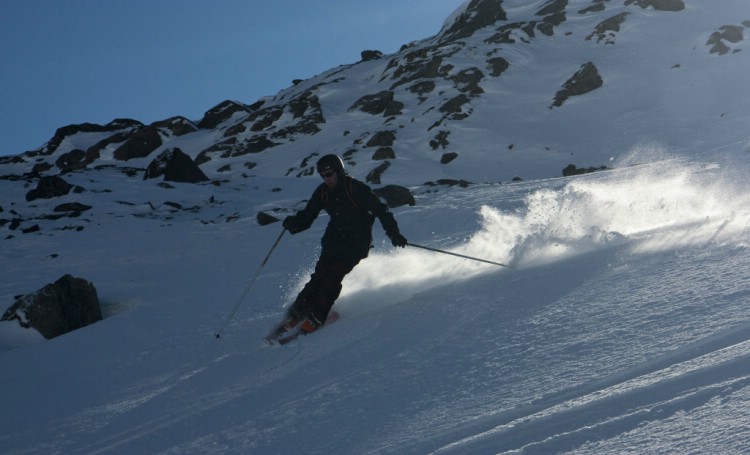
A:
[283, 216, 301, 234]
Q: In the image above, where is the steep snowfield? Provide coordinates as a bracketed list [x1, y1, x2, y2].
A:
[2, 143, 750, 454]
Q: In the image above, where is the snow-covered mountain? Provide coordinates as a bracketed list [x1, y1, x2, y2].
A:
[2, 1, 750, 453]
[2, 0, 748, 187]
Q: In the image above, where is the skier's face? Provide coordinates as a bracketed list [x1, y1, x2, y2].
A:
[321, 170, 338, 188]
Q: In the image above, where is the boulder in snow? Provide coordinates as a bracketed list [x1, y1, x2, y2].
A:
[1, 274, 102, 339]
[25, 175, 75, 201]
[144, 148, 209, 183]
[374, 185, 415, 208]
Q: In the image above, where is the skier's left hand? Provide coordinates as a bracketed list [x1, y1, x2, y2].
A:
[283, 216, 301, 234]
[390, 233, 407, 248]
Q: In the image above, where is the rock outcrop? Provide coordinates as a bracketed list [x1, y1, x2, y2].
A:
[144, 148, 209, 183]
[550, 62, 603, 108]
[2, 274, 102, 339]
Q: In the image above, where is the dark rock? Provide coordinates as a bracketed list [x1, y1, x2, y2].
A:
[86, 132, 129, 161]
[198, 100, 250, 129]
[289, 91, 322, 118]
[0, 155, 26, 165]
[579, 0, 607, 14]
[424, 179, 473, 188]
[586, 12, 630, 44]
[708, 40, 731, 56]
[31, 162, 54, 174]
[536, 0, 568, 16]
[163, 201, 183, 210]
[113, 126, 163, 161]
[235, 136, 280, 155]
[150, 116, 198, 136]
[439, 0, 508, 42]
[624, 0, 685, 12]
[374, 185, 415, 208]
[349, 91, 404, 117]
[430, 93, 474, 130]
[144, 148, 209, 183]
[248, 106, 284, 132]
[535, 0, 569, 36]
[55, 148, 92, 172]
[408, 81, 436, 97]
[37, 119, 142, 157]
[441, 152, 459, 164]
[272, 92, 325, 137]
[366, 161, 391, 184]
[440, 94, 472, 116]
[717, 25, 744, 43]
[386, 50, 455, 90]
[485, 25, 521, 45]
[195, 138, 237, 164]
[485, 3, 570, 44]
[372, 147, 396, 160]
[366, 131, 397, 147]
[257, 211, 280, 226]
[361, 50, 383, 61]
[53, 202, 92, 213]
[707, 25, 745, 55]
[450, 67, 485, 95]
[550, 62, 603, 108]
[25, 176, 74, 201]
[21, 224, 40, 234]
[1, 274, 102, 339]
[430, 131, 451, 150]
[562, 163, 609, 176]
[487, 57, 510, 77]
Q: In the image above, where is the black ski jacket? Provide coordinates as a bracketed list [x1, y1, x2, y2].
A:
[289, 176, 401, 259]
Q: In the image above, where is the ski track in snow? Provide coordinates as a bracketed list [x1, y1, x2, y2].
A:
[429, 322, 750, 454]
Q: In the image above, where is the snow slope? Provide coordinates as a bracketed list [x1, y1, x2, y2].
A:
[2, 0, 750, 453]
[2, 142, 750, 454]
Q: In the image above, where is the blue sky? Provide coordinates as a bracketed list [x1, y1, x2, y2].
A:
[0, 0, 463, 156]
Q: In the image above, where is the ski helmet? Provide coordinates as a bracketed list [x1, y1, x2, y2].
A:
[316, 154, 345, 176]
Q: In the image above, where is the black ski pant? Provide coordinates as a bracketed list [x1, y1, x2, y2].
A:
[290, 253, 360, 324]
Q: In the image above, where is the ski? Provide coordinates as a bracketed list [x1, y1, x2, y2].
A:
[274, 325, 309, 345]
[262, 316, 300, 345]
[263, 310, 339, 346]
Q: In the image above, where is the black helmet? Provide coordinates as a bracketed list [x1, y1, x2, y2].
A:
[316, 154, 345, 175]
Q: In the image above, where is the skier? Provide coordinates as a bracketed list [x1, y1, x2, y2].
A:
[281, 154, 407, 334]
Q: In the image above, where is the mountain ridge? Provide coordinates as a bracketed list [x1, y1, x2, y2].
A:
[2, 0, 747, 190]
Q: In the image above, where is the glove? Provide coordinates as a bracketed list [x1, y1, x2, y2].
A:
[390, 232, 407, 248]
[283, 216, 301, 234]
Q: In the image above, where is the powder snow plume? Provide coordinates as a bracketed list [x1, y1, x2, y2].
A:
[493, 151, 748, 266]
[339, 147, 750, 312]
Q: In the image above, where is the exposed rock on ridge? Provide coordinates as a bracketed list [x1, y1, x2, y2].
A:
[438, 0, 508, 42]
[144, 148, 209, 183]
[0, 0, 742, 193]
[551, 62, 604, 108]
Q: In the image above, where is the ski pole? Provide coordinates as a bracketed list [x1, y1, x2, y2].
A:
[214, 228, 287, 339]
[408, 242, 510, 268]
